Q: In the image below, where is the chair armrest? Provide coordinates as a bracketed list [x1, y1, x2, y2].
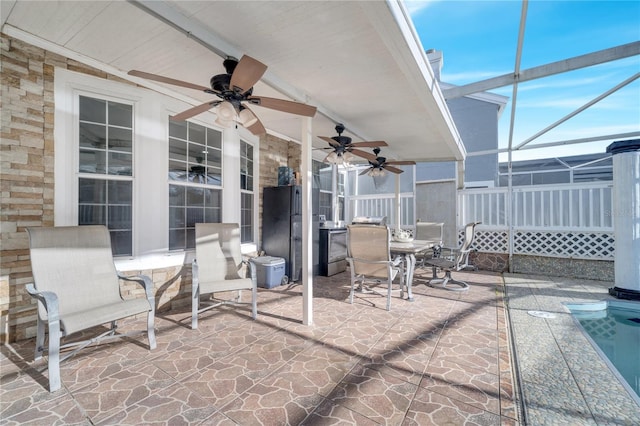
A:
[438, 246, 459, 260]
[25, 284, 60, 322]
[244, 259, 258, 286]
[347, 257, 399, 267]
[118, 273, 155, 312]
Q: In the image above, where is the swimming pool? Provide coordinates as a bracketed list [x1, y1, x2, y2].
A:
[565, 300, 640, 401]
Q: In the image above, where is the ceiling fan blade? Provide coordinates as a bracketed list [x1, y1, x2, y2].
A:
[246, 117, 266, 135]
[170, 101, 219, 121]
[384, 165, 404, 174]
[350, 141, 388, 148]
[349, 149, 378, 161]
[128, 70, 211, 92]
[247, 96, 317, 117]
[230, 55, 268, 94]
[319, 136, 340, 147]
[359, 168, 371, 176]
[385, 160, 416, 165]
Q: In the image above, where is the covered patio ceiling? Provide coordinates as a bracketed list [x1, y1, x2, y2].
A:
[1, 0, 466, 163]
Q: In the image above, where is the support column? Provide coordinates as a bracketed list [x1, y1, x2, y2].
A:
[606, 139, 640, 300]
[222, 127, 241, 224]
[301, 117, 314, 325]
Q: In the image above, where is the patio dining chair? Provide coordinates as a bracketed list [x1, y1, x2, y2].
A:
[346, 224, 403, 311]
[414, 221, 444, 268]
[25, 225, 156, 392]
[423, 221, 481, 291]
[192, 223, 257, 329]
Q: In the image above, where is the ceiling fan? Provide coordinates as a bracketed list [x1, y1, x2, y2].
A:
[359, 147, 416, 176]
[319, 123, 387, 165]
[128, 55, 317, 135]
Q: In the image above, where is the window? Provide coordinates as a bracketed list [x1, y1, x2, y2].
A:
[240, 140, 254, 243]
[313, 160, 333, 220]
[168, 120, 222, 250]
[57, 68, 259, 262]
[78, 95, 133, 255]
[336, 170, 345, 221]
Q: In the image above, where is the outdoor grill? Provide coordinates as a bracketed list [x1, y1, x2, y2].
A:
[351, 216, 387, 226]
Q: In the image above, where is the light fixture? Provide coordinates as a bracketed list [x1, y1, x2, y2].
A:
[238, 108, 258, 127]
[215, 101, 236, 128]
[367, 167, 386, 177]
[324, 148, 355, 166]
[324, 151, 340, 164]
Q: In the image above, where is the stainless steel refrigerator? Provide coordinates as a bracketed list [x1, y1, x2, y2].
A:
[262, 185, 319, 282]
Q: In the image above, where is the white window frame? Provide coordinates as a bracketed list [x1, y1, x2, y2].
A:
[168, 120, 224, 251]
[240, 139, 256, 244]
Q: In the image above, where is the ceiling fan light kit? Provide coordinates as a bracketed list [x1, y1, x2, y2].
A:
[214, 116, 234, 128]
[216, 101, 236, 121]
[320, 123, 388, 167]
[128, 54, 316, 135]
[367, 167, 386, 177]
[359, 147, 417, 176]
[238, 108, 258, 127]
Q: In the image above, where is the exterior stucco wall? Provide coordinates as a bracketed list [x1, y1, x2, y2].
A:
[416, 96, 500, 186]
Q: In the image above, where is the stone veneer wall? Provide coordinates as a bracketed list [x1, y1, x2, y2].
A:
[465, 250, 615, 284]
[0, 33, 298, 343]
[469, 252, 509, 273]
[511, 255, 614, 282]
[2, 34, 66, 342]
[469, 251, 614, 281]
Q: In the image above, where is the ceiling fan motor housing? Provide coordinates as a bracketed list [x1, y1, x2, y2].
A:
[210, 73, 253, 109]
[223, 57, 239, 74]
[332, 135, 352, 146]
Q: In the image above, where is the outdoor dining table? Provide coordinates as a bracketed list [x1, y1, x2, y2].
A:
[389, 239, 439, 301]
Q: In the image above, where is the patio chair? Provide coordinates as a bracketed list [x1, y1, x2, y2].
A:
[346, 224, 403, 311]
[414, 221, 444, 267]
[25, 225, 156, 392]
[423, 221, 481, 291]
[192, 223, 257, 329]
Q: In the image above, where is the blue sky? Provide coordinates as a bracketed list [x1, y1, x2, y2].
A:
[406, 0, 640, 161]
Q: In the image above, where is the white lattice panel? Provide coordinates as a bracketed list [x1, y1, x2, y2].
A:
[457, 230, 508, 253]
[456, 229, 614, 260]
[514, 231, 614, 260]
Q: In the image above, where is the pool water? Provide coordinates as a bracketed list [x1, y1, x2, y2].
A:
[566, 300, 640, 399]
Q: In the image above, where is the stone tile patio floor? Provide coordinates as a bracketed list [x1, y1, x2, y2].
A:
[1, 268, 638, 425]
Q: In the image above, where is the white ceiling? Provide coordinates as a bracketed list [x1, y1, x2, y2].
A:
[1, 0, 466, 163]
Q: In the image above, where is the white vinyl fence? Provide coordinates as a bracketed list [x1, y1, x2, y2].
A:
[344, 182, 614, 260]
[346, 193, 415, 229]
[458, 182, 615, 260]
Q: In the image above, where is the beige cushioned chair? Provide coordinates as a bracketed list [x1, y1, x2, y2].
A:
[26, 225, 156, 392]
[192, 223, 257, 329]
[346, 224, 403, 311]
